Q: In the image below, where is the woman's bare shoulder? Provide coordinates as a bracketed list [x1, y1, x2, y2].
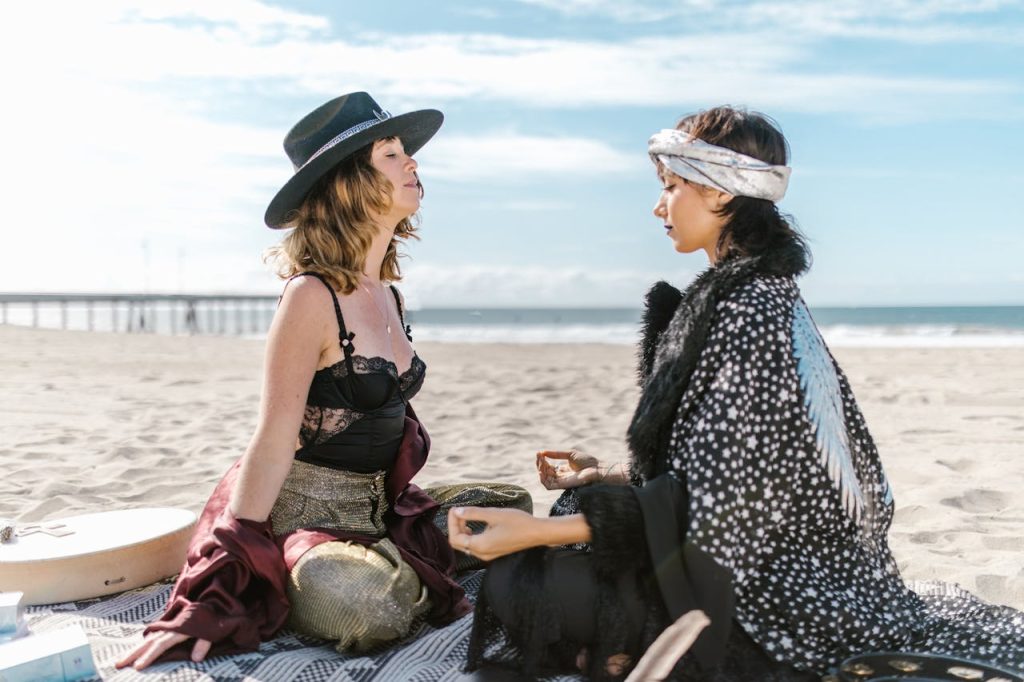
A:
[275, 276, 339, 333]
[280, 275, 333, 306]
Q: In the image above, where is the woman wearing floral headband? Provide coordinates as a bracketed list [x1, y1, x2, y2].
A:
[116, 92, 530, 670]
[450, 107, 1024, 680]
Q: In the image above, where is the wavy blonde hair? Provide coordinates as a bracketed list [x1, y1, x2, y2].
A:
[264, 138, 420, 294]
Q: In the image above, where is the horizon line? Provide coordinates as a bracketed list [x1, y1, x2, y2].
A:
[1, 293, 1023, 309]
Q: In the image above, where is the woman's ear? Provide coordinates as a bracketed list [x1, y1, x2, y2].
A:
[700, 187, 733, 213]
[712, 190, 734, 211]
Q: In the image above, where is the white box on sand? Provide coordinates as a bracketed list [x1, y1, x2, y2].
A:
[0, 592, 23, 634]
[0, 625, 97, 681]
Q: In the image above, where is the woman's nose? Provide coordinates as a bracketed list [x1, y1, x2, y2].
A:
[406, 156, 418, 172]
[653, 198, 665, 219]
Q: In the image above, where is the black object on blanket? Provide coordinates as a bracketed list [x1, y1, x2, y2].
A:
[832, 652, 1024, 681]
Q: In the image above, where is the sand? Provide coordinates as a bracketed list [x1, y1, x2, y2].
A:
[1, 325, 1022, 610]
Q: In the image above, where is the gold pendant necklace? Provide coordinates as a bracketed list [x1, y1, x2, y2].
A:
[362, 280, 391, 335]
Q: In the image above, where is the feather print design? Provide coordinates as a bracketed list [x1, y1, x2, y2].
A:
[791, 300, 864, 523]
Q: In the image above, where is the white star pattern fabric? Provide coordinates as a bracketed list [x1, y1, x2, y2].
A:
[664, 275, 1024, 673]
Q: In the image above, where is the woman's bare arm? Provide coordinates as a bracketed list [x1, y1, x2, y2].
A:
[118, 279, 329, 671]
[229, 278, 330, 521]
[447, 507, 591, 562]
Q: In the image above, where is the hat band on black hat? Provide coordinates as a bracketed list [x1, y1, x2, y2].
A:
[299, 109, 393, 171]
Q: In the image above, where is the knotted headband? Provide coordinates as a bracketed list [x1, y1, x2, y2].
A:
[648, 129, 791, 202]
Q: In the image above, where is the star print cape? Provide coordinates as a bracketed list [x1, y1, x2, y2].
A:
[621, 241, 1024, 674]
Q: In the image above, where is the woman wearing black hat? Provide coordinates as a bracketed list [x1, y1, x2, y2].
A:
[447, 107, 1024, 681]
[117, 92, 530, 671]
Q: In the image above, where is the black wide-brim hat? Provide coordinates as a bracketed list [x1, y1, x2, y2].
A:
[264, 91, 443, 228]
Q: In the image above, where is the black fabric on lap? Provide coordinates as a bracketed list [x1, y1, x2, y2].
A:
[469, 541, 811, 681]
[576, 485, 647, 574]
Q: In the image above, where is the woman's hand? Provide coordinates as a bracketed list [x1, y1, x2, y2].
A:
[448, 507, 543, 562]
[536, 449, 602, 489]
[115, 631, 211, 671]
[536, 449, 630, 488]
[448, 508, 592, 561]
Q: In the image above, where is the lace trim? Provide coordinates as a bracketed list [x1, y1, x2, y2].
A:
[299, 404, 367, 446]
[323, 353, 423, 381]
[300, 354, 426, 446]
[400, 354, 426, 394]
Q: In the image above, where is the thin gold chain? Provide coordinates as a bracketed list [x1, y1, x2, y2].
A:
[361, 278, 392, 335]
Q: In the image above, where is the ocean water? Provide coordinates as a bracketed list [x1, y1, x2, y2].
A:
[405, 306, 1024, 347]
[2, 300, 1023, 347]
[803, 306, 1024, 348]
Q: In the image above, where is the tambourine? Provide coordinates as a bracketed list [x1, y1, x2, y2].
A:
[826, 652, 1023, 682]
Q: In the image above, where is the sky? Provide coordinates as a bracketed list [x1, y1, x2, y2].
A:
[1, 0, 1022, 307]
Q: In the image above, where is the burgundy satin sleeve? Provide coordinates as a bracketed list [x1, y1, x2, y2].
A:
[143, 459, 289, 660]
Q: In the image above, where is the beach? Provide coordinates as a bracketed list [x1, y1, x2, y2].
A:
[1, 324, 1022, 611]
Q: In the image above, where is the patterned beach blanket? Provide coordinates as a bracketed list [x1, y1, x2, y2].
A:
[27, 573, 1012, 680]
[24, 571, 578, 682]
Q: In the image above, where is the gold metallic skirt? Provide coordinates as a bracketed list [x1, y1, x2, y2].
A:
[268, 459, 532, 651]
[270, 460, 388, 538]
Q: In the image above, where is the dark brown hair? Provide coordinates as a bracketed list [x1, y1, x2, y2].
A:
[675, 106, 808, 264]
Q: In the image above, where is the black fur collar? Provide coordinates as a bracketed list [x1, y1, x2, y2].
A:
[627, 241, 809, 483]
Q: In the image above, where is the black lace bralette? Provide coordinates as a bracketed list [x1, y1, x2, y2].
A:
[286, 272, 425, 450]
[314, 352, 426, 410]
[299, 352, 426, 448]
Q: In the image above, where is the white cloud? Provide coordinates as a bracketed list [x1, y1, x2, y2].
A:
[741, 0, 1024, 44]
[122, 0, 327, 35]
[400, 263, 696, 308]
[743, 0, 1017, 27]
[515, 0, 698, 22]
[3, 5, 1010, 114]
[418, 133, 639, 182]
[512, 0, 1024, 44]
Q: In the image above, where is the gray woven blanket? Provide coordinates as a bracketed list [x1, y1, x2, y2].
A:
[24, 571, 576, 681]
